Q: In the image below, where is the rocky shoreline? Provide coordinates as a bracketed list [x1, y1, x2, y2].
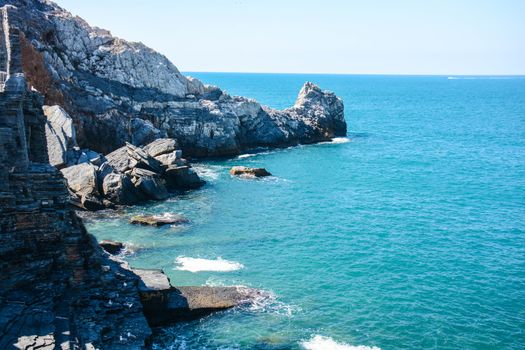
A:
[0, 0, 347, 349]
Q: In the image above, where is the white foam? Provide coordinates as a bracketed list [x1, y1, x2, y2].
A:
[191, 164, 223, 181]
[300, 335, 380, 350]
[237, 153, 256, 159]
[174, 256, 244, 272]
[236, 150, 275, 159]
[330, 137, 351, 144]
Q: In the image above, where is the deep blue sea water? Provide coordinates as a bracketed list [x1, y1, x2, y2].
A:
[86, 74, 525, 349]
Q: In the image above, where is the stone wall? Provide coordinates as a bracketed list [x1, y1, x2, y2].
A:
[0, 5, 151, 349]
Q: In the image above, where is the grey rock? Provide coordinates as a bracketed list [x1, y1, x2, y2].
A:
[102, 173, 140, 205]
[165, 165, 205, 189]
[43, 105, 77, 168]
[99, 240, 124, 255]
[154, 150, 181, 166]
[0, 27, 151, 349]
[143, 138, 179, 157]
[134, 175, 169, 201]
[132, 268, 267, 326]
[130, 118, 166, 146]
[130, 214, 189, 227]
[230, 166, 272, 177]
[61, 162, 99, 198]
[12, 0, 346, 157]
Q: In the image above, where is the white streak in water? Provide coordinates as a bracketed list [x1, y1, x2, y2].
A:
[329, 137, 351, 144]
[175, 256, 244, 272]
[300, 335, 380, 350]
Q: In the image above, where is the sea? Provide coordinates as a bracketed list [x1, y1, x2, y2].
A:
[85, 73, 525, 349]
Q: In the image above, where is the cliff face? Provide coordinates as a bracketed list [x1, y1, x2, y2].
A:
[0, 5, 151, 349]
[7, 0, 346, 157]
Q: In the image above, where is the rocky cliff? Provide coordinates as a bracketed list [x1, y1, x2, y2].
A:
[7, 0, 346, 157]
[0, 5, 152, 348]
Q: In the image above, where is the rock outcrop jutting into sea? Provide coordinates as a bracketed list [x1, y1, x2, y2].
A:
[10, 0, 346, 157]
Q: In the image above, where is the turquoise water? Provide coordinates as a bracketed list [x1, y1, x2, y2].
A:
[86, 74, 525, 349]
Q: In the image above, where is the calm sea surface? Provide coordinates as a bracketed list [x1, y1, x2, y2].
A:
[86, 74, 525, 349]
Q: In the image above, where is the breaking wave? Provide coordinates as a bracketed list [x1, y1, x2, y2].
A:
[174, 256, 244, 272]
[300, 335, 380, 350]
[191, 164, 224, 181]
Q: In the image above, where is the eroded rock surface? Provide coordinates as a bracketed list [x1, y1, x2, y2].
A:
[0, 8, 151, 348]
[9, 0, 346, 158]
[230, 166, 272, 177]
[130, 214, 189, 227]
[60, 139, 204, 210]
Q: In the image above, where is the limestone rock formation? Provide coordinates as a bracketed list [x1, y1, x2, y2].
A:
[8, 0, 346, 158]
[60, 139, 204, 210]
[42, 105, 77, 168]
[0, 6, 151, 348]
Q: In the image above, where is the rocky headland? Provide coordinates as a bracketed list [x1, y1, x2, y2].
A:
[0, 0, 347, 348]
[9, 0, 345, 158]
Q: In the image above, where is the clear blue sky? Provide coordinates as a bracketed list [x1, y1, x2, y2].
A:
[55, 0, 525, 75]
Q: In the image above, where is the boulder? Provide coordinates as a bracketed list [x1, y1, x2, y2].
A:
[126, 143, 163, 174]
[154, 151, 182, 167]
[102, 173, 141, 205]
[76, 149, 103, 166]
[43, 105, 77, 168]
[106, 146, 137, 173]
[229, 166, 272, 177]
[130, 214, 189, 227]
[143, 138, 179, 158]
[99, 240, 124, 255]
[164, 166, 205, 190]
[133, 176, 169, 201]
[61, 163, 99, 198]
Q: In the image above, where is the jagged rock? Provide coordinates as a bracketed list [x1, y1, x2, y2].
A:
[61, 139, 204, 209]
[126, 143, 164, 174]
[155, 151, 183, 166]
[130, 214, 189, 226]
[133, 175, 169, 201]
[143, 138, 179, 157]
[11, 0, 346, 157]
[99, 240, 124, 255]
[61, 162, 99, 198]
[43, 105, 77, 168]
[0, 14, 151, 348]
[77, 149, 103, 165]
[130, 118, 166, 146]
[102, 173, 140, 205]
[164, 165, 204, 189]
[230, 166, 272, 177]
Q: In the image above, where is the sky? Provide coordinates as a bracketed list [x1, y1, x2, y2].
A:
[55, 0, 525, 75]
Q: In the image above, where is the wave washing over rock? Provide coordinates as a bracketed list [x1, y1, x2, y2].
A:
[301, 335, 381, 350]
[8, 0, 346, 158]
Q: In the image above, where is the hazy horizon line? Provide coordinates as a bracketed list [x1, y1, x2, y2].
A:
[183, 71, 525, 77]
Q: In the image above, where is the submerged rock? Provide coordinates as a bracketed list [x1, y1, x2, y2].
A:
[230, 166, 272, 177]
[130, 214, 189, 227]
